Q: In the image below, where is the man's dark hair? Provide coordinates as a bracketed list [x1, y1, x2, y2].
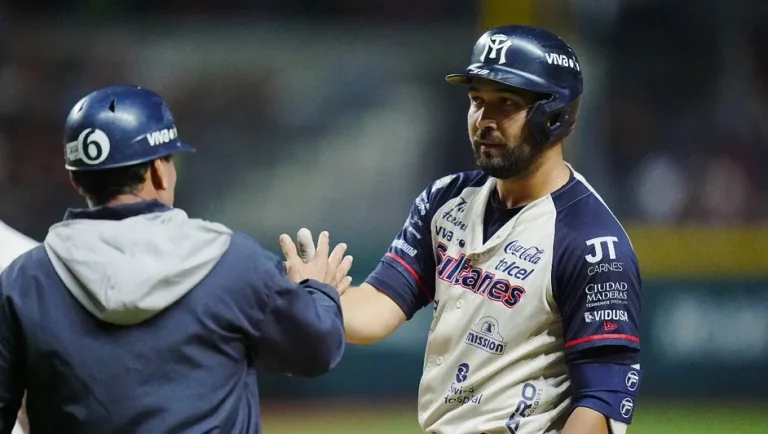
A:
[71, 156, 171, 206]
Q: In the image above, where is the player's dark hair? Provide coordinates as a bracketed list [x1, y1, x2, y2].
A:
[71, 156, 172, 206]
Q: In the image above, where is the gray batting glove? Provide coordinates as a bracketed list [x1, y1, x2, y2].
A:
[293, 228, 353, 295]
[297, 228, 316, 263]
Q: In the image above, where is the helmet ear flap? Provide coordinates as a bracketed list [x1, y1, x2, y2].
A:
[525, 100, 553, 145]
[525, 97, 581, 146]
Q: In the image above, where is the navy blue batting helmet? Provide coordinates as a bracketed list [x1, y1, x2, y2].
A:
[64, 85, 194, 171]
[446, 25, 583, 145]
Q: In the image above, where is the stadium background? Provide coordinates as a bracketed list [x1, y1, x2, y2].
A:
[2, 0, 768, 432]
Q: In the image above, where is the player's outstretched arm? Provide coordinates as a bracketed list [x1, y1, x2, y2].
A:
[294, 229, 406, 344]
[340, 283, 406, 345]
[294, 228, 432, 346]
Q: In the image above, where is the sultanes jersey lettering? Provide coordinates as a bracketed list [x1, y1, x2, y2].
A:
[366, 167, 641, 434]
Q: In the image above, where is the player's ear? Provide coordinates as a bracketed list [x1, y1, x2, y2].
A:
[149, 157, 170, 191]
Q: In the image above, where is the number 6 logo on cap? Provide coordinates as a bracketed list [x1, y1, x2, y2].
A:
[77, 128, 111, 165]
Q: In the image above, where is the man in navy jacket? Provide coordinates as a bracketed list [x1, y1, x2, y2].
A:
[0, 85, 352, 434]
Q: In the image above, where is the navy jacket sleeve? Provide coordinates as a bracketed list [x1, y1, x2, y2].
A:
[0, 270, 26, 433]
[365, 185, 437, 320]
[554, 233, 641, 354]
[234, 234, 345, 378]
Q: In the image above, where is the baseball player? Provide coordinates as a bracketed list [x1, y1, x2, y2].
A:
[0, 223, 37, 434]
[0, 85, 352, 434]
[286, 26, 642, 434]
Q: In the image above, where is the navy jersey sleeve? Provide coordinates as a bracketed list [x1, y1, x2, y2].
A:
[365, 185, 437, 320]
[554, 231, 641, 353]
[0, 270, 26, 433]
[231, 233, 345, 378]
[552, 190, 641, 353]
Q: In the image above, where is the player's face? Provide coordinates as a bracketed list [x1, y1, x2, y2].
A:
[467, 79, 544, 179]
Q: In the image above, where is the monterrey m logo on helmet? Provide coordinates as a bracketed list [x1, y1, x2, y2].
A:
[480, 34, 513, 65]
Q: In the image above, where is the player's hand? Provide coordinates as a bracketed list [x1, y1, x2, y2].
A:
[280, 230, 353, 295]
[296, 228, 353, 295]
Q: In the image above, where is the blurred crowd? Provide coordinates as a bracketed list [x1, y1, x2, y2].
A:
[596, 0, 768, 224]
[5, 0, 472, 21]
[0, 12, 473, 244]
[1, 1, 767, 243]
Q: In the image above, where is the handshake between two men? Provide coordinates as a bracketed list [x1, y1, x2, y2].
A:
[278, 227, 408, 348]
[279, 228, 354, 297]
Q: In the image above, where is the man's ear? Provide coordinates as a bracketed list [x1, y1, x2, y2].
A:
[150, 159, 167, 191]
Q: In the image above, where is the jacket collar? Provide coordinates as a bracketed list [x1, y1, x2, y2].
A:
[63, 200, 173, 221]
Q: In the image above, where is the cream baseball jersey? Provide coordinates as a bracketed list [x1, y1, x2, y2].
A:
[366, 167, 642, 434]
[0, 221, 37, 271]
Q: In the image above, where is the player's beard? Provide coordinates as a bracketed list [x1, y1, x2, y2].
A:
[472, 131, 546, 180]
